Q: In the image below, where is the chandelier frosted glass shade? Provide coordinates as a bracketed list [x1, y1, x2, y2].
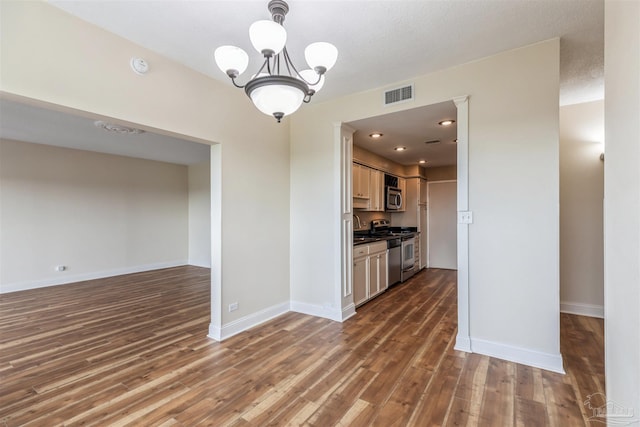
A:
[299, 69, 325, 93]
[249, 20, 287, 55]
[245, 76, 307, 122]
[304, 42, 338, 73]
[214, 0, 337, 122]
[214, 46, 249, 77]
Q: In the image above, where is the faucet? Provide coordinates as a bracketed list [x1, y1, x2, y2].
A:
[354, 215, 362, 229]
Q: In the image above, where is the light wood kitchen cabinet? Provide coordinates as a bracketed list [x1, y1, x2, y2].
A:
[397, 177, 406, 212]
[368, 248, 388, 298]
[353, 241, 388, 307]
[419, 178, 428, 206]
[368, 169, 385, 212]
[353, 255, 368, 306]
[353, 163, 371, 199]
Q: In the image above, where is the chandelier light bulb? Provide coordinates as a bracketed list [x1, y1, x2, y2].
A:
[249, 20, 287, 56]
[214, 46, 249, 77]
[304, 42, 338, 73]
[299, 69, 325, 93]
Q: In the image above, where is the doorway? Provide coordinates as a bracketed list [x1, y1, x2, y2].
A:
[339, 95, 470, 350]
[427, 180, 458, 269]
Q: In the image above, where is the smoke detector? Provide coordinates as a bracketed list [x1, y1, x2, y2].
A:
[130, 57, 149, 75]
[94, 121, 145, 135]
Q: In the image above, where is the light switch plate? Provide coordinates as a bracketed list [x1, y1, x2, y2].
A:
[458, 211, 473, 224]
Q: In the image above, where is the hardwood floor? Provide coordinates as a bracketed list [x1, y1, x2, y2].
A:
[0, 266, 604, 426]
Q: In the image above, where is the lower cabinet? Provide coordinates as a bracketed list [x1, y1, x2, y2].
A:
[354, 241, 389, 307]
[353, 256, 368, 306]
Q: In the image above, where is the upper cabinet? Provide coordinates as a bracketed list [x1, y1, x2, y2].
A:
[353, 163, 370, 198]
[419, 178, 428, 206]
[369, 169, 384, 212]
[353, 163, 370, 209]
[353, 163, 385, 211]
[397, 177, 406, 212]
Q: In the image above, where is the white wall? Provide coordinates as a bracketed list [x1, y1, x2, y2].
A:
[0, 1, 290, 335]
[0, 139, 188, 292]
[559, 100, 604, 318]
[604, 0, 640, 415]
[188, 161, 211, 268]
[290, 39, 563, 371]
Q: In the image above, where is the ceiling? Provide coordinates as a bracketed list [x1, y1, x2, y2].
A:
[2, 1, 603, 167]
[349, 101, 457, 168]
[0, 98, 210, 165]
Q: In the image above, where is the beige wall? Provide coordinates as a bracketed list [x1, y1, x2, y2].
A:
[353, 145, 428, 179]
[0, 139, 188, 292]
[353, 144, 405, 176]
[559, 101, 604, 317]
[290, 39, 562, 370]
[188, 161, 211, 268]
[604, 0, 640, 413]
[426, 166, 457, 181]
[0, 1, 290, 332]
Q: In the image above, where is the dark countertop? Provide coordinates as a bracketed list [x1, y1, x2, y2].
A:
[353, 232, 420, 246]
[353, 236, 388, 246]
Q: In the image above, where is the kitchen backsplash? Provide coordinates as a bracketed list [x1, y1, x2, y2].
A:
[353, 211, 391, 231]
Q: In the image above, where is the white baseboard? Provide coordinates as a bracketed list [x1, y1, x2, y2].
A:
[188, 259, 211, 268]
[209, 302, 290, 341]
[290, 300, 344, 322]
[341, 303, 356, 321]
[560, 302, 604, 319]
[471, 338, 565, 374]
[454, 334, 472, 352]
[207, 324, 222, 341]
[0, 260, 189, 293]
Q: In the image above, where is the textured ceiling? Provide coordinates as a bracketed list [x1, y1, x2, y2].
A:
[349, 101, 458, 168]
[49, 0, 604, 106]
[4, 1, 604, 167]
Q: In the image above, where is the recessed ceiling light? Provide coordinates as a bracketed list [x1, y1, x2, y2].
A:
[418, 160, 427, 164]
[394, 146, 406, 151]
[369, 132, 383, 138]
[438, 119, 455, 126]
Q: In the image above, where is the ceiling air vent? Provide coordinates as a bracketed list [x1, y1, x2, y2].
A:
[423, 139, 441, 145]
[383, 84, 414, 106]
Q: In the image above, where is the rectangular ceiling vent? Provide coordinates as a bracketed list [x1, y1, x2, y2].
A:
[383, 84, 414, 106]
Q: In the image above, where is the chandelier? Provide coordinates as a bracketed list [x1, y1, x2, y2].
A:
[213, 0, 338, 123]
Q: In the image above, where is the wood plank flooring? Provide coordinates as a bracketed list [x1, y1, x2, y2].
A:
[0, 266, 604, 426]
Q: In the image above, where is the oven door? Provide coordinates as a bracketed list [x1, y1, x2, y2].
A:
[401, 237, 415, 271]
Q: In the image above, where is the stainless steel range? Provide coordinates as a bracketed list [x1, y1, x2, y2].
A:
[369, 219, 418, 284]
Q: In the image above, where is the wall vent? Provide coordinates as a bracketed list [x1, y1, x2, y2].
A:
[383, 84, 414, 106]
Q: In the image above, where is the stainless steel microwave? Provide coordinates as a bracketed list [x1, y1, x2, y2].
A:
[386, 186, 403, 210]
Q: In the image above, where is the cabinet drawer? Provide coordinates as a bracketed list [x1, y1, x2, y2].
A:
[368, 241, 387, 254]
[353, 245, 369, 258]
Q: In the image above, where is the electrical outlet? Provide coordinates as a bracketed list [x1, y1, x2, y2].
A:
[228, 302, 238, 312]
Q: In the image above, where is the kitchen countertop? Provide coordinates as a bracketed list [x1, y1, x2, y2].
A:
[353, 236, 388, 246]
[353, 232, 420, 246]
